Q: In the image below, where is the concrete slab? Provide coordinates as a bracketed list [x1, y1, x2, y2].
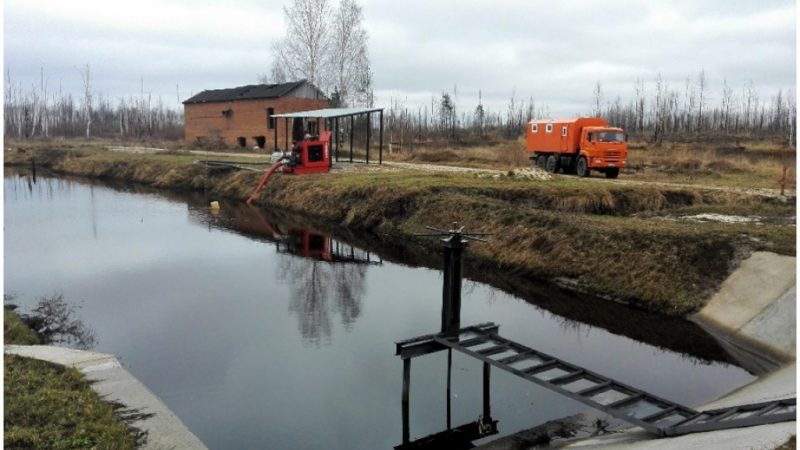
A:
[691, 252, 796, 373]
[5, 345, 207, 450]
[694, 252, 795, 331]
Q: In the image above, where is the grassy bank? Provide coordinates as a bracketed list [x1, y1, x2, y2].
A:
[4, 309, 137, 449]
[5, 141, 795, 316]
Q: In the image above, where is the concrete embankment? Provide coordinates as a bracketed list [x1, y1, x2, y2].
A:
[692, 251, 796, 374]
[4, 345, 207, 450]
[478, 250, 796, 449]
[560, 251, 796, 449]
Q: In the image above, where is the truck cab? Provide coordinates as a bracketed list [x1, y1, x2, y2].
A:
[578, 127, 627, 178]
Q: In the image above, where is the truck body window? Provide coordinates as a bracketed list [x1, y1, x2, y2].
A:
[546, 123, 553, 133]
[562, 126, 568, 137]
[531, 123, 538, 133]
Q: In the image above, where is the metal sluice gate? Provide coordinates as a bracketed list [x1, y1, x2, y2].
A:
[395, 224, 795, 447]
[396, 323, 795, 439]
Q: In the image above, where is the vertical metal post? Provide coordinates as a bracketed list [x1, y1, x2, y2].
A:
[273, 119, 278, 151]
[366, 113, 371, 164]
[483, 362, 491, 421]
[441, 235, 465, 336]
[335, 117, 340, 162]
[327, 118, 332, 169]
[402, 358, 411, 444]
[350, 115, 354, 163]
[284, 118, 289, 152]
[379, 109, 384, 164]
[446, 349, 452, 430]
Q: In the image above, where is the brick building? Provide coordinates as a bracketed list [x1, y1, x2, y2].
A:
[183, 80, 328, 149]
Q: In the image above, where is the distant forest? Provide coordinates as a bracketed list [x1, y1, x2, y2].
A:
[4, 68, 795, 147]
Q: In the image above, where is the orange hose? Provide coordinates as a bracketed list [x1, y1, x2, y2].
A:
[246, 160, 285, 205]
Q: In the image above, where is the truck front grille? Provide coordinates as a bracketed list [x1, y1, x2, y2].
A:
[605, 151, 622, 159]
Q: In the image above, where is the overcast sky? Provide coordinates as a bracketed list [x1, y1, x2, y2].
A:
[4, 0, 796, 116]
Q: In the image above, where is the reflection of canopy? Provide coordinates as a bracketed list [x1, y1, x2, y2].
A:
[276, 229, 380, 265]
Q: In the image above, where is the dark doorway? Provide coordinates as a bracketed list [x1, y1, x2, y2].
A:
[237, 137, 246, 148]
[254, 136, 266, 148]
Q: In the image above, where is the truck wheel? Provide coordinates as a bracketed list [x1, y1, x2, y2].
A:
[605, 168, 620, 179]
[536, 154, 547, 169]
[576, 157, 589, 177]
[545, 155, 559, 173]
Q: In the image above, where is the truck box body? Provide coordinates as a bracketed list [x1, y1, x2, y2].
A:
[526, 117, 608, 154]
[525, 117, 627, 177]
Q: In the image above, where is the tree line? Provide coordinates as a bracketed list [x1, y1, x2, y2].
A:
[382, 70, 796, 150]
[4, 65, 184, 141]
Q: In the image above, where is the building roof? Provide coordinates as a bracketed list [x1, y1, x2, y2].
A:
[183, 80, 319, 104]
[271, 107, 383, 119]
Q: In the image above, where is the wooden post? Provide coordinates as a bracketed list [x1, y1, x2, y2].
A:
[379, 109, 384, 164]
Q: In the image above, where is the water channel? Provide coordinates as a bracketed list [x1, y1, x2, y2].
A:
[4, 170, 755, 449]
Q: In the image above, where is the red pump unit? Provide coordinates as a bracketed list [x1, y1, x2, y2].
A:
[246, 131, 331, 204]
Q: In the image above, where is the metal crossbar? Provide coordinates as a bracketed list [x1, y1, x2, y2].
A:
[403, 324, 795, 437]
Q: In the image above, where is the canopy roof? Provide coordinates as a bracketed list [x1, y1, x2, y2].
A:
[272, 107, 383, 119]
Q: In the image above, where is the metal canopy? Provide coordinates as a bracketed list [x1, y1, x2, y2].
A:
[271, 107, 383, 119]
[271, 106, 384, 165]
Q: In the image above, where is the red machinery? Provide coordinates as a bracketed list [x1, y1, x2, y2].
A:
[246, 131, 331, 204]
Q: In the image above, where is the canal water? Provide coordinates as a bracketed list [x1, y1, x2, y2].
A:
[4, 171, 755, 449]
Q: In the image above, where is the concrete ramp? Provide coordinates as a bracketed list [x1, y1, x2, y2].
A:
[692, 251, 795, 373]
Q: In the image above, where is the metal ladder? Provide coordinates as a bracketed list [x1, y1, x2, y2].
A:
[434, 325, 796, 437]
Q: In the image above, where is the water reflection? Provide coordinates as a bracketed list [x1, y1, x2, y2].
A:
[189, 202, 381, 345]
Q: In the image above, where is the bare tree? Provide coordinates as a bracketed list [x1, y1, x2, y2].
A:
[593, 81, 603, 116]
[271, 0, 332, 91]
[78, 64, 93, 138]
[329, 0, 370, 106]
[697, 68, 707, 132]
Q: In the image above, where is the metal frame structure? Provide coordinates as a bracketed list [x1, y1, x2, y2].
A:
[395, 225, 796, 446]
[271, 107, 384, 165]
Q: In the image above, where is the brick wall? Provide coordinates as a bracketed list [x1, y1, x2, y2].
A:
[184, 97, 329, 150]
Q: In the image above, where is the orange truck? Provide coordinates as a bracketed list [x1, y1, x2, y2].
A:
[525, 117, 627, 178]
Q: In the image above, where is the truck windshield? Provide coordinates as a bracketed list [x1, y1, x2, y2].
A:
[597, 131, 625, 142]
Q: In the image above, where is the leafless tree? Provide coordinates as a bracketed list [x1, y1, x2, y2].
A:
[329, 0, 370, 106]
[697, 68, 707, 132]
[270, 0, 332, 91]
[78, 63, 93, 138]
[593, 81, 603, 117]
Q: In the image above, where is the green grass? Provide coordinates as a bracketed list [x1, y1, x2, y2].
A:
[4, 310, 137, 449]
[5, 141, 796, 316]
[5, 356, 136, 450]
[5, 310, 40, 345]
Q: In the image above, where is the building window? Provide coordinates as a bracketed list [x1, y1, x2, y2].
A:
[237, 137, 246, 147]
[266, 108, 275, 129]
[531, 123, 538, 133]
[254, 136, 266, 148]
[562, 126, 568, 137]
[545, 123, 553, 133]
[222, 109, 233, 118]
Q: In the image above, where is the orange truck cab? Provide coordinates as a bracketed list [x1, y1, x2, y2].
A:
[525, 117, 627, 178]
